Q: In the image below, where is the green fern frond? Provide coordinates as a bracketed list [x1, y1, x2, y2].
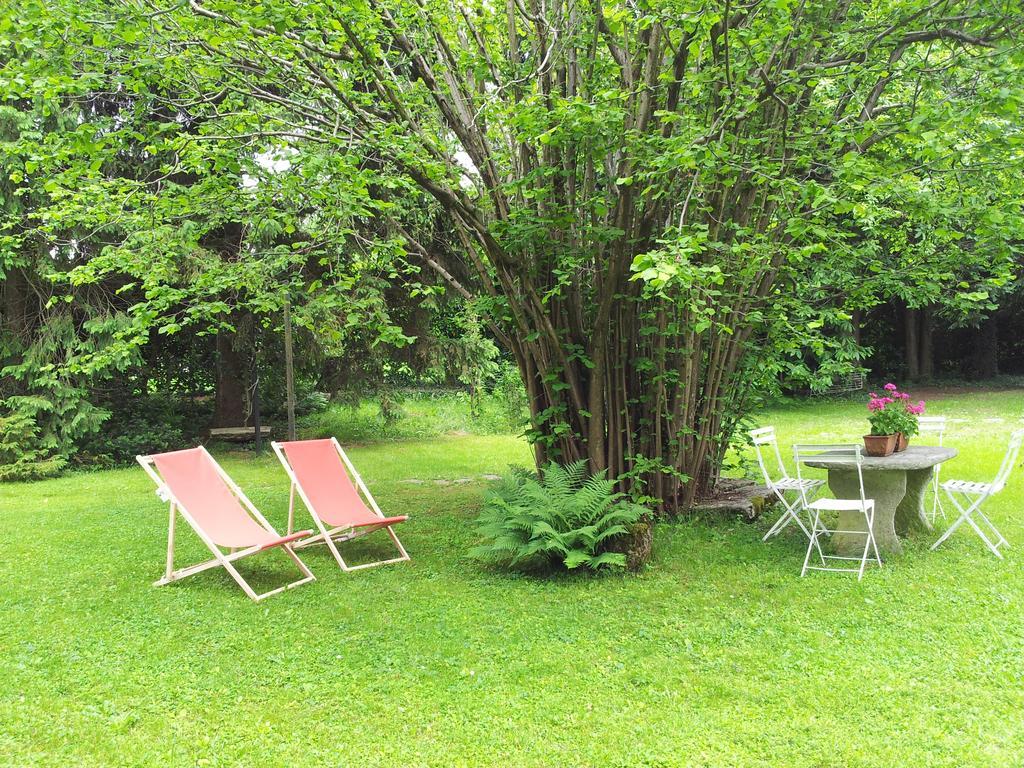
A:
[564, 551, 592, 570]
[586, 551, 628, 570]
[471, 460, 648, 575]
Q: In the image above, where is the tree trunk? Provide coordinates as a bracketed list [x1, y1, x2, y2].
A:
[920, 306, 934, 380]
[1, 268, 36, 399]
[251, 348, 262, 452]
[213, 329, 248, 427]
[283, 300, 297, 441]
[2, 267, 33, 342]
[201, 220, 248, 428]
[508, 288, 752, 513]
[970, 316, 999, 380]
[904, 306, 920, 381]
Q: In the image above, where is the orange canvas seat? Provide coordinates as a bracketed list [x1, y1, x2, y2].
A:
[138, 446, 315, 601]
[272, 438, 410, 572]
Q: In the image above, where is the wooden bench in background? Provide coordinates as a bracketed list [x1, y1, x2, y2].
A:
[208, 426, 272, 443]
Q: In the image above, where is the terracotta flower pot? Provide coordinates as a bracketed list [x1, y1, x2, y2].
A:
[863, 433, 897, 457]
[895, 433, 909, 452]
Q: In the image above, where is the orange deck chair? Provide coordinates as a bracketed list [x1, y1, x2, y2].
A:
[272, 437, 410, 571]
[137, 446, 315, 601]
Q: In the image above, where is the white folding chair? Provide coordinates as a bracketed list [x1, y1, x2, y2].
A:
[794, 444, 881, 580]
[931, 428, 1023, 559]
[749, 426, 823, 541]
[917, 415, 948, 522]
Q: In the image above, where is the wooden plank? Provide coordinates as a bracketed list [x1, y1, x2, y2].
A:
[209, 426, 273, 442]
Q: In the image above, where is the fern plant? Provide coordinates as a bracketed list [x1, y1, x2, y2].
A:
[471, 460, 647, 573]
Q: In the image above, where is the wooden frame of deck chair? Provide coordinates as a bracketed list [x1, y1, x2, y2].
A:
[271, 437, 411, 572]
[137, 446, 315, 601]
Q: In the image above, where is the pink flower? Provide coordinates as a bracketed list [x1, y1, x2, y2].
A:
[884, 383, 898, 391]
[869, 392, 879, 398]
[899, 392, 910, 400]
[905, 399, 926, 416]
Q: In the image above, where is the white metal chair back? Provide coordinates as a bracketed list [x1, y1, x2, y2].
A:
[793, 444, 866, 507]
[793, 443, 879, 579]
[749, 426, 788, 485]
[917, 415, 947, 522]
[917, 416, 946, 445]
[992, 428, 1024, 493]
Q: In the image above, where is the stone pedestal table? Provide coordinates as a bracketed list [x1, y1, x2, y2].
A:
[804, 446, 957, 557]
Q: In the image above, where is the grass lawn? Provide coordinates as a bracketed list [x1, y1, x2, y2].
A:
[2, 390, 1023, 767]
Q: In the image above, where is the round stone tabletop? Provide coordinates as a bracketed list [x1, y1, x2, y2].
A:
[805, 445, 957, 471]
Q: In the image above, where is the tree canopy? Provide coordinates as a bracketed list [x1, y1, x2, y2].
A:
[2, 0, 1022, 501]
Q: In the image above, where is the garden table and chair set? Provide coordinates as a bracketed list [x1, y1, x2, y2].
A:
[750, 418, 1024, 580]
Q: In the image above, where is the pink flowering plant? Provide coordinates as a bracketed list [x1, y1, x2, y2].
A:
[866, 383, 926, 437]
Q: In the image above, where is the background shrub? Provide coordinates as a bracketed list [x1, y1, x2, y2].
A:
[0, 411, 67, 481]
[493, 361, 529, 430]
[74, 394, 205, 466]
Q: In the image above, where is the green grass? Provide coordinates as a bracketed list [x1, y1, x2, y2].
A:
[297, 389, 527, 443]
[2, 389, 1023, 767]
